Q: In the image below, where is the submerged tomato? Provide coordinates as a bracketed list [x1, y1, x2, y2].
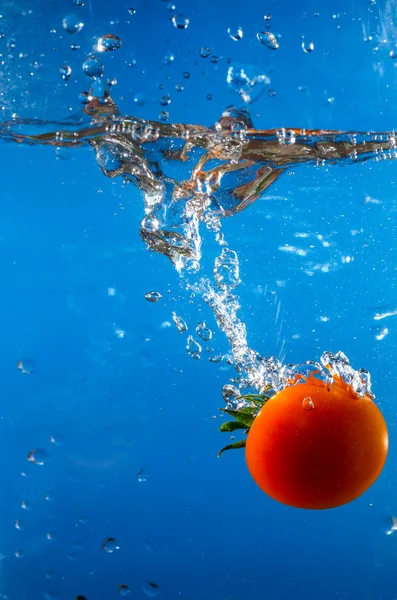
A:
[245, 377, 388, 509]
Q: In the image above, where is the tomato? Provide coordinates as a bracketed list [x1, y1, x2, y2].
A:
[245, 376, 388, 509]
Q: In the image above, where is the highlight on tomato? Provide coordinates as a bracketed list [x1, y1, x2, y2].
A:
[218, 360, 388, 510]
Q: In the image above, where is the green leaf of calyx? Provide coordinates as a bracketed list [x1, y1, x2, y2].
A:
[220, 408, 255, 428]
[217, 440, 246, 458]
[219, 421, 248, 433]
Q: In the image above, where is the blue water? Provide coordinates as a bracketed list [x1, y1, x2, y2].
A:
[1, 0, 397, 599]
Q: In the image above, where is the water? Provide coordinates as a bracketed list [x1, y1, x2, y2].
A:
[0, 1, 397, 599]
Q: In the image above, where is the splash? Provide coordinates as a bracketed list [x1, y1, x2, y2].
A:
[1, 94, 393, 396]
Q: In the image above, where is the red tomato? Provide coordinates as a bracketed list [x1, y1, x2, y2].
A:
[245, 376, 388, 509]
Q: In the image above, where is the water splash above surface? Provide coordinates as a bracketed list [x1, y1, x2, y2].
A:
[0, 95, 386, 396]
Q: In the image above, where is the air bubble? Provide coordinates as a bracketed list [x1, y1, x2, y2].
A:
[302, 397, 315, 410]
[227, 26, 243, 41]
[134, 93, 146, 106]
[98, 34, 122, 52]
[27, 448, 50, 465]
[82, 55, 104, 77]
[142, 582, 160, 598]
[62, 14, 84, 34]
[145, 291, 162, 302]
[200, 47, 210, 58]
[390, 49, 397, 59]
[60, 65, 72, 81]
[75, 0, 84, 5]
[175, 83, 184, 91]
[15, 519, 25, 531]
[15, 550, 24, 558]
[183, 71, 190, 78]
[302, 41, 315, 53]
[196, 322, 212, 341]
[268, 89, 276, 97]
[159, 111, 169, 121]
[21, 500, 32, 511]
[210, 55, 218, 63]
[172, 312, 188, 333]
[186, 336, 202, 360]
[103, 537, 120, 552]
[119, 584, 131, 596]
[222, 384, 240, 405]
[46, 531, 56, 541]
[257, 31, 279, 50]
[49, 433, 64, 446]
[160, 95, 171, 106]
[128, 8, 136, 14]
[172, 14, 189, 29]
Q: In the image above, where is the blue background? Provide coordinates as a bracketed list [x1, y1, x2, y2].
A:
[1, 0, 397, 599]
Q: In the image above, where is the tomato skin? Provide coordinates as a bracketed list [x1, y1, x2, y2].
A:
[245, 380, 389, 509]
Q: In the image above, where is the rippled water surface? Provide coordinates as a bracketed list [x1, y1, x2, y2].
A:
[1, 0, 397, 599]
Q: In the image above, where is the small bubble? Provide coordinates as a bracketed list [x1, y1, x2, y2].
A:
[137, 468, 148, 483]
[75, 0, 84, 4]
[103, 537, 120, 553]
[163, 53, 175, 65]
[71, 43, 80, 51]
[60, 65, 72, 81]
[119, 584, 131, 596]
[172, 312, 188, 333]
[134, 93, 146, 106]
[45, 491, 54, 501]
[210, 55, 218, 63]
[390, 49, 397, 59]
[159, 111, 169, 121]
[46, 571, 56, 579]
[49, 433, 64, 446]
[172, 14, 189, 29]
[268, 88, 276, 97]
[68, 553, 77, 561]
[167, 3, 176, 12]
[98, 34, 122, 52]
[227, 26, 243, 41]
[200, 46, 210, 58]
[78, 516, 88, 524]
[145, 291, 162, 302]
[175, 83, 184, 91]
[209, 354, 223, 363]
[302, 41, 315, 53]
[264, 13, 272, 20]
[15, 519, 25, 531]
[142, 582, 160, 598]
[128, 7, 136, 14]
[160, 95, 171, 106]
[21, 500, 32, 511]
[27, 448, 50, 465]
[15, 549, 24, 558]
[62, 13, 84, 34]
[46, 531, 56, 541]
[196, 322, 212, 341]
[183, 71, 190, 78]
[257, 31, 279, 50]
[302, 396, 315, 410]
[82, 55, 104, 77]
[207, 93, 212, 100]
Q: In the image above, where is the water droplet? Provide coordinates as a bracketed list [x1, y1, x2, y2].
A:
[103, 537, 120, 552]
[15, 519, 25, 531]
[227, 26, 243, 41]
[15, 549, 24, 558]
[60, 65, 72, 81]
[183, 71, 190, 78]
[142, 582, 160, 598]
[159, 95, 171, 106]
[302, 396, 315, 410]
[145, 291, 162, 302]
[196, 322, 212, 341]
[172, 312, 188, 333]
[134, 93, 146, 106]
[214, 248, 240, 290]
[62, 14, 84, 34]
[200, 46, 210, 58]
[21, 500, 32, 511]
[27, 448, 50, 465]
[186, 336, 202, 360]
[257, 31, 279, 50]
[118, 584, 131, 596]
[82, 55, 104, 77]
[390, 49, 397, 59]
[159, 111, 169, 121]
[268, 88, 276, 97]
[98, 34, 122, 52]
[172, 14, 189, 29]
[302, 41, 315, 53]
[128, 8, 136, 14]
